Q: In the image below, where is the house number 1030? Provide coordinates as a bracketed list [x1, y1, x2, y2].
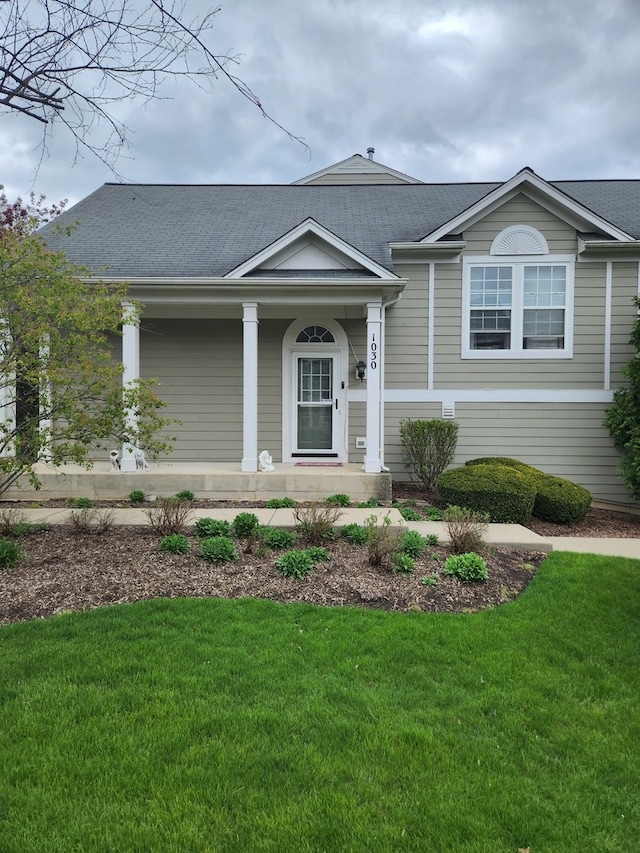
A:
[370, 334, 377, 370]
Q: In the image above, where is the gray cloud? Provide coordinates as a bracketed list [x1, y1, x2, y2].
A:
[1, 0, 639, 204]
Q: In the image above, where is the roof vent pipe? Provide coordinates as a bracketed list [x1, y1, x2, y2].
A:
[367, 147, 375, 160]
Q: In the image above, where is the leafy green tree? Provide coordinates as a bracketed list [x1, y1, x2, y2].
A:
[604, 296, 640, 501]
[0, 209, 173, 493]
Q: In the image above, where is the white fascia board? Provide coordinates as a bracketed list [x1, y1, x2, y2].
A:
[578, 238, 640, 258]
[422, 168, 635, 244]
[347, 388, 614, 404]
[105, 278, 406, 306]
[225, 218, 400, 281]
[389, 241, 466, 261]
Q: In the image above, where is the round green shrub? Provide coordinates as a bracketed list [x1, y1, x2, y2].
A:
[437, 464, 536, 523]
[532, 475, 592, 525]
[465, 457, 592, 525]
[128, 489, 146, 504]
[200, 536, 237, 563]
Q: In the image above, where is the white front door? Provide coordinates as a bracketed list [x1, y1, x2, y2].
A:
[293, 353, 340, 456]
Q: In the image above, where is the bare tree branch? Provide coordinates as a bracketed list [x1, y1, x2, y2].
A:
[0, 0, 307, 167]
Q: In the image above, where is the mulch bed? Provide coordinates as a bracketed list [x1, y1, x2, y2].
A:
[0, 482, 637, 627]
[0, 525, 546, 626]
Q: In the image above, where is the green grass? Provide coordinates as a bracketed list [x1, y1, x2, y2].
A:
[0, 552, 639, 851]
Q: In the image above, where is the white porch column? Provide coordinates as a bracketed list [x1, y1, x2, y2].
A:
[120, 302, 140, 472]
[364, 301, 382, 473]
[38, 334, 53, 463]
[0, 320, 15, 458]
[241, 302, 259, 472]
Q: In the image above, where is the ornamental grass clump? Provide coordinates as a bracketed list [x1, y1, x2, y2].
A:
[0, 537, 21, 568]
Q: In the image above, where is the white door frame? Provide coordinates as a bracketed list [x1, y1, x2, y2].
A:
[282, 318, 348, 463]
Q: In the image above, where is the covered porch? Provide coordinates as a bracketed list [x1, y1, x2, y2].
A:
[2, 461, 392, 503]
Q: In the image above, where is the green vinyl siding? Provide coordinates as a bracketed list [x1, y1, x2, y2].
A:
[140, 319, 243, 461]
[383, 402, 630, 504]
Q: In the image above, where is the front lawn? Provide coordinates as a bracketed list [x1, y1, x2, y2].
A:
[0, 551, 638, 851]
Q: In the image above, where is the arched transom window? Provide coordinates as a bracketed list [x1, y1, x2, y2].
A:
[295, 325, 335, 344]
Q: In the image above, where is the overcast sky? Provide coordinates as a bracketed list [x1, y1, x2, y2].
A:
[2, 0, 639, 206]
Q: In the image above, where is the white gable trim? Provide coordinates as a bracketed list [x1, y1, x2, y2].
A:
[422, 168, 635, 244]
[225, 218, 400, 280]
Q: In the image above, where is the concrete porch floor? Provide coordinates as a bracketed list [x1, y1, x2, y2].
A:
[3, 462, 392, 503]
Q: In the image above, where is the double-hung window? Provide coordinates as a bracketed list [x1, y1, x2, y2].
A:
[462, 253, 574, 359]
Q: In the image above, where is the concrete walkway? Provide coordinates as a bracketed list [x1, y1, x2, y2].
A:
[16, 506, 640, 559]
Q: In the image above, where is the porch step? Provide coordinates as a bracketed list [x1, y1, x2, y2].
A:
[3, 462, 392, 503]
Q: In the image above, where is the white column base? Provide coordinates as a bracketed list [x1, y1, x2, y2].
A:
[120, 447, 137, 472]
[241, 457, 258, 473]
[364, 457, 382, 474]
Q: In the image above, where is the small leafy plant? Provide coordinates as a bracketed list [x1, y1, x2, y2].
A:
[260, 526, 296, 550]
[421, 573, 439, 587]
[175, 489, 195, 501]
[67, 497, 93, 508]
[400, 530, 428, 559]
[193, 517, 231, 538]
[160, 534, 191, 554]
[325, 493, 350, 507]
[340, 523, 369, 545]
[276, 549, 315, 579]
[231, 512, 260, 539]
[357, 498, 379, 508]
[444, 552, 489, 582]
[128, 489, 146, 504]
[265, 497, 296, 508]
[394, 503, 424, 522]
[200, 536, 237, 563]
[305, 546, 330, 563]
[390, 552, 415, 574]
[0, 537, 22, 568]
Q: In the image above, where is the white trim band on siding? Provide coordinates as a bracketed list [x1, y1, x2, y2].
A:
[347, 388, 614, 404]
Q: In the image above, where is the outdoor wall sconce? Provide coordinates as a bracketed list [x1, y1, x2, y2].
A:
[356, 360, 366, 382]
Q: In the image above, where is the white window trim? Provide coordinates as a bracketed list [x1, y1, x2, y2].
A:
[462, 254, 575, 359]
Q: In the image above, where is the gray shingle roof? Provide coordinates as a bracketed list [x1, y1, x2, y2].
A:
[41, 179, 640, 278]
